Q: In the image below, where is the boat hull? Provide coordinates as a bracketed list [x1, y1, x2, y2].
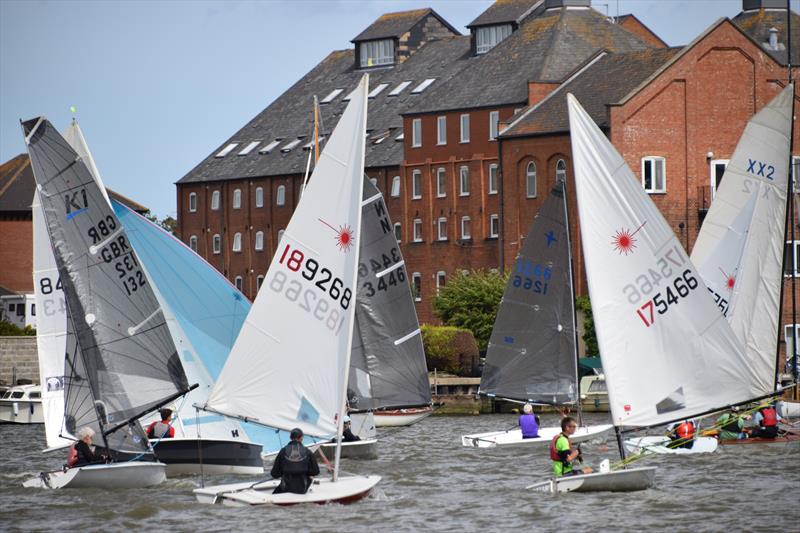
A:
[623, 436, 718, 455]
[317, 438, 378, 460]
[716, 429, 800, 447]
[374, 406, 433, 427]
[0, 399, 44, 424]
[151, 438, 264, 476]
[461, 424, 613, 448]
[22, 461, 167, 489]
[194, 475, 381, 506]
[778, 400, 799, 418]
[527, 466, 657, 494]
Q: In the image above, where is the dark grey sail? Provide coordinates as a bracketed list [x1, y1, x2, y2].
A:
[481, 180, 578, 404]
[22, 117, 189, 446]
[347, 180, 431, 411]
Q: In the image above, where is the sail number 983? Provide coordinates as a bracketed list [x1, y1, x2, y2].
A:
[278, 244, 352, 310]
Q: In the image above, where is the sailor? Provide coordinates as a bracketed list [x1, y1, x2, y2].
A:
[145, 408, 175, 439]
[519, 403, 540, 439]
[67, 426, 107, 468]
[670, 420, 695, 449]
[716, 409, 746, 440]
[342, 415, 361, 443]
[550, 416, 592, 477]
[271, 427, 320, 494]
[747, 404, 786, 439]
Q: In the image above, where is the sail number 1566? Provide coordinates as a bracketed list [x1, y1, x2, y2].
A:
[278, 244, 352, 310]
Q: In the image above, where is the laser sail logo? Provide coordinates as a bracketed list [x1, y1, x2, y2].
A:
[65, 189, 89, 220]
[611, 221, 647, 256]
[319, 218, 355, 252]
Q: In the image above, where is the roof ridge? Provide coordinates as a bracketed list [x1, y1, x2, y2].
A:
[0, 156, 30, 199]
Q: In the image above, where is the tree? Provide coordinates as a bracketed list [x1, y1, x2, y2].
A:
[145, 212, 178, 236]
[575, 295, 599, 356]
[432, 269, 507, 353]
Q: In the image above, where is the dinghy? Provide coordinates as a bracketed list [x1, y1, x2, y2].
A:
[623, 436, 718, 455]
[194, 75, 379, 506]
[527, 466, 657, 494]
[22, 461, 166, 489]
[374, 406, 433, 427]
[461, 177, 611, 448]
[21, 117, 195, 488]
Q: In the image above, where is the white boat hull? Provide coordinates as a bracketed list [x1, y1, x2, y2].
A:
[194, 475, 381, 506]
[527, 466, 657, 494]
[623, 436, 718, 455]
[374, 407, 433, 427]
[22, 462, 167, 489]
[0, 399, 44, 424]
[461, 424, 613, 448]
[778, 400, 800, 419]
[318, 438, 378, 460]
[151, 437, 264, 476]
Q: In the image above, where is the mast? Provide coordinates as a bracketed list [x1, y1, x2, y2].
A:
[561, 174, 584, 426]
[788, 0, 799, 396]
[301, 96, 321, 196]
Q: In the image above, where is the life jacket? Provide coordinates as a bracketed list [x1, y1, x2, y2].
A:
[676, 421, 694, 440]
[519, 414, 539, 438]
[760, 407, 778, 428]
[66, 444, 78, 467]
[721, 414, 740, 434]
[147, 420, 173, 438]
[280, 442, 312, 475]
[550, 433, 568, 462]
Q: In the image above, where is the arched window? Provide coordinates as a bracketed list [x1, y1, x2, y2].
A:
[394, 222, 401, 243]
[212, 234, 221, 254]
[232, 232, 242, 252]
[232, 188, 242, 209]
[556, 159, 567, 183]
[276, 185, 286, 206]
[255, 186, 264, 208]
[189, 235, 198, 252]
[391, 176, 401, 197]
[277, 229, 285, 248]
[257, 275, 264, 290]
[526, 161, 537, 198]
[188, 192, 197, 212]
[211, 190, 221, 210]
[234, 276, 243, 291]
[254, 231, 264, 251]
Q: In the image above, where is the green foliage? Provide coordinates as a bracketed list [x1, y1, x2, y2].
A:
[145, 212, 178, 236]
[432, 269, 507, 353]
[0, 320, 36, 336]
[575, 295, 598, 356]
[421, 324, 479, 376]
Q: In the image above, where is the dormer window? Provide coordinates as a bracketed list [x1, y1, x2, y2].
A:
[475, 24, 512, 54]
[360, 39, 394, 68]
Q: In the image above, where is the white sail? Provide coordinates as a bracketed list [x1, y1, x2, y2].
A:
[691, 84, 793, 394]
[63, 119, 111, 205]
[205, 75, 369, 438]
[567, 94, 761, 428]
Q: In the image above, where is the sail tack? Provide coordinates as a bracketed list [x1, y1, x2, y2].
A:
[567, 94, 761, 428]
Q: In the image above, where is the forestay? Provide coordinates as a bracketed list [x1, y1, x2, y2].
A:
[204, 76, 369, 438]
[481, 180, 578, 404]
[567, 94, 757, 428]
[691, 84, 793, 394]
[23, 117, 189, 442]
[349, 179, 430, 411]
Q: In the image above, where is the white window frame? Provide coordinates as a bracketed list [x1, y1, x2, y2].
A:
[255, 186, 264, 208]
[459, 166, 470, 196]
[413, 218, 423, 242]
[232, 232, 242, 252]
[489, 110, 499, 140]
[461, 216, 471, 240]
[394, 222, 402, 243]
[257, 275, 264, 290]
[234, 276, 243, 291]
[476, 24, 512, 54]
[460, 114, 470, 143]
[437, 217, 447, 241]
[412, 118, 422, 148]
[488, 164, 498, 195]
[189, 235, 198, 252]
[238, 141, 260, 156]
[526, 161, 537, 198]
[212, 234, 221, 254]
[437, 116, 447, 145]
[391, 175, 401, 197]
[489, 214, 499, 238]
[188, 192, 197, 213]
[255, 231, 264, 251]
[793, 156, 800, 194]
[785, 324, 800, 366]
[436, 168, 446, 198]
[710, 159, 729, 199]
[359, 38, 394, 68]
[211, 190, 221, 211]
[215, 143, 238, 158]
[412, 169, 422, 200]
[412, 272, 422, 302]
[276, 185, 286, 206]
[786, 240, 800, 277]
[641, 156, 666, 193]
[232, 189, 242, 210]
[556, 159, 567, 183]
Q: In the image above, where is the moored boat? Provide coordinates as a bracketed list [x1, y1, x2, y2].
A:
[374, 406, 433, 427]
[0, 384, 44, 424]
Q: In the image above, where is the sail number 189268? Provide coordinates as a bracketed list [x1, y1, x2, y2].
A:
[278, 244, 352, 310]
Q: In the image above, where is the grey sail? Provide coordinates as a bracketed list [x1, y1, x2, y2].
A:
[347, 179, 431, 411]
[481, 180, 578, 404]
[22, 117, 189, 445]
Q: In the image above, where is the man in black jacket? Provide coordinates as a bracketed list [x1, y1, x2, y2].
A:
[270, 427, 320, 494]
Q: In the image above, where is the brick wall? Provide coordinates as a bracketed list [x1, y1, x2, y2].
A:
[0, 218, 33, 293]
[0, 337, 38, 386]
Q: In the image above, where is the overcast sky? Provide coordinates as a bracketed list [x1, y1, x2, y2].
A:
[1, 0, 795, 218]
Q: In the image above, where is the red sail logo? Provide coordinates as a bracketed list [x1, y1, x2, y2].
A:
[319, 219, 355, 252]
[611, 221, 647, 256]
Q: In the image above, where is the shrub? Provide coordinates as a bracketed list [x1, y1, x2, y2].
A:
[422, 324, 480, 376]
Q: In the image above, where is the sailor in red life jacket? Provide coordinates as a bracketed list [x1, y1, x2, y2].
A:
[746, 404, 786, 439]
[146, 408, 175, 439]
[550, 417, 593, 477]
[66, 426, 108, 468]
[669, 420, 695, 449]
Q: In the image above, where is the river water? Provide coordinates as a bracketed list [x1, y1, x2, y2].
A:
[1, 413, 798, 532]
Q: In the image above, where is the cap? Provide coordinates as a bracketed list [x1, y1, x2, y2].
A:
[343, 415, 351, 423]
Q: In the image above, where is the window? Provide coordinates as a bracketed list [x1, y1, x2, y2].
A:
[232, 232, 242, 252]
[489, 214, 499, 238]
[238, 141, 260, 156]
[281, 138, 302, 153]
[459, 166, 470, 196]
[391, 176, 401, 197]
[556, 159, 567, 183]
[7, 304, 14, 312]
[710, 159, 729, 199]
[461, 216, 471, 240]
[460, 114, 470, 143]
[412, 118, 422, 148]
[235, 276, 243, 291]
[394, 222, 402, 243]
[489, 111, 500, 140]
[321, 88, 344, 104]
[436, 168, 446, 197]
[30, 304, 35, 317]
[212, 234, 221, 254]
[255, 187, 264, 208]
[257, 275, 264, 290]
[255, 231, 264, 251]
[413, 219, 423, 242]
[388, 81, 412, 96]
[215, 143, 238, 158]
[16, 303, 24, 316]
[277, 229, 285, 247]
[437, 217, 447, 241]
[475, 24, 513, 54]
[412, 170, 422, 199]
[188, 192, 197, 213]
[526, 161, 537, 198]
[793, 156, 800, 193]
[232, 189, 242, 209]
[211, 190, 220, 210]
[276, 185, 286, 206]
[641, 156, 666, 193]
[411, 78, 436, 93]
[259, 139, 282, 154]
[359, 39, 394, 67]
[370, 177, 378, 188]
[785, 240, 800, 277]
[489, 164, 498, 195]
[189, 235, 198, 252]
[437, 116, 447, 145]
[368, 83, 389, 98]
[785, 324, 800, 368]
[436, 271, 446, 294]
[412, 272, 422, 302]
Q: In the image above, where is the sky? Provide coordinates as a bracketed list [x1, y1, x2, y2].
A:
[1, 0, 795, 219]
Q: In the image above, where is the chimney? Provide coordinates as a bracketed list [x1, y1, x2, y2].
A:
[769, 27, 779, 50]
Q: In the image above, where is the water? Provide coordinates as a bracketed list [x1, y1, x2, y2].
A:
[1, 413, 798, 532]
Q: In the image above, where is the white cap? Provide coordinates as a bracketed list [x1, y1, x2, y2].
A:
[343, 415, 351, 423]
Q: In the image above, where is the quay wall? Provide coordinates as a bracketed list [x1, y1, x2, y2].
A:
[0, 337, 38, 386]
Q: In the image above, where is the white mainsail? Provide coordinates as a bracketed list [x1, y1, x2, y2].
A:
[691, 84, 793, 394]
[204, 75, 369, 439]
[567, 94, 762, 428]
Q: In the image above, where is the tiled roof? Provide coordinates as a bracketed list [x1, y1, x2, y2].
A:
[467, 0, 542, 28]
[413, 6, 652, 114]
[500, 47, 680, 137]
[107, 189, 149, 214]
[732, 8, 800, 65]
[177, 35, 473, 185]
[351, 8, 459, 42]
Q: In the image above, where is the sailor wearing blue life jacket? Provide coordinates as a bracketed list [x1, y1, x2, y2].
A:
[519, 403, 540, 439]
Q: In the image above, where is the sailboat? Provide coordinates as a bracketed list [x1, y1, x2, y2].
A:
[21, 117, 195, 489]
[529, 94, 781, 493]
[461, 179, 612, 448]
[194, 74, 380, 506]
